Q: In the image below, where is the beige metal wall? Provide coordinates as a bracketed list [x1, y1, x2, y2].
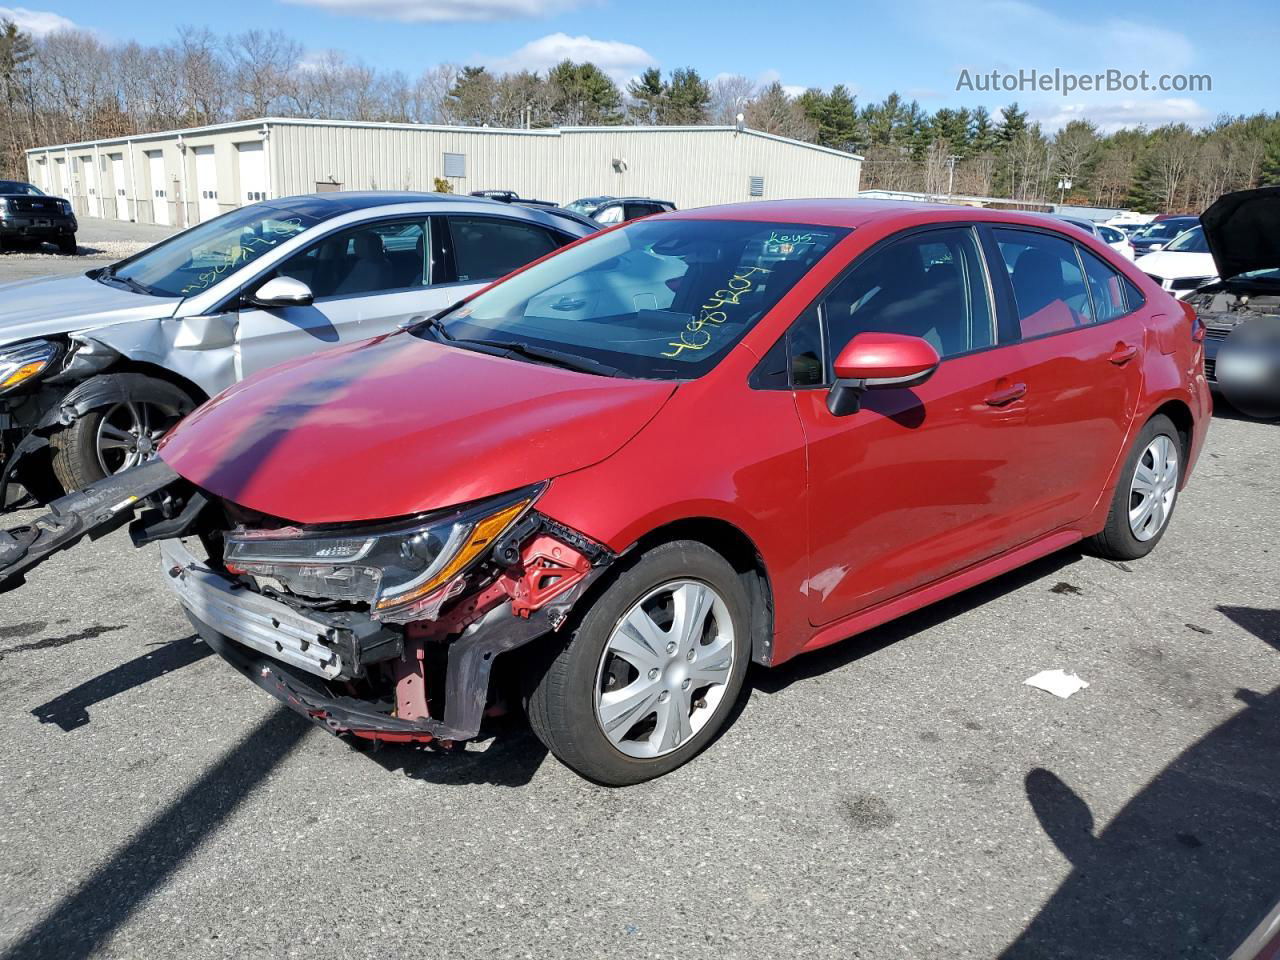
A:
[26, 119, 862, 225]
[271, 123, 861, 209]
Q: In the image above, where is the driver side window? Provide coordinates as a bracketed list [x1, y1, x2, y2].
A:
[268, 218, 431, 301]
[822, 227, 995, 367]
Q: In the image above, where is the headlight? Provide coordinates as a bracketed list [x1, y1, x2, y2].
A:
[0, 340, 60, 394]
[59, 200, 74, 216]
[223, 486, 540, 623]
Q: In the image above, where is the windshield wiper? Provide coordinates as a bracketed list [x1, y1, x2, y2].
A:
[456, 338, 622, 377]
[94, 265, 152, 296]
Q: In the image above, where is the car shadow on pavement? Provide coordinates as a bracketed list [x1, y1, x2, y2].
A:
[1002, 607, 1280, 960]
[751, 547, 1084, 695]
[361, 716, 550, 788]
[29, 634, 213, 731]
[0, 705, 310, 960]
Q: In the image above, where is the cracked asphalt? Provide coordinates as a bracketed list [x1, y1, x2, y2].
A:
[0, 237, 1278, 958]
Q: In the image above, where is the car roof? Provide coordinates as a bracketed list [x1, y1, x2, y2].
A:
[665, 198, 1108, 232]
[266, 191, 508, 217]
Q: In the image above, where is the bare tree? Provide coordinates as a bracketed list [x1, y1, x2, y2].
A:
[743, 82, 814, 140]
[226, 30, 301, 118]
[709, 74, 754, 125]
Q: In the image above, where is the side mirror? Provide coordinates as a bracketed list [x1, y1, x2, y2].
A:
[248, 276, 313, 309]
[827, 332, 940, 416]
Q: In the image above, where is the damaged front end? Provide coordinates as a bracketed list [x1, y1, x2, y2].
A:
[1, 466, 615, 745]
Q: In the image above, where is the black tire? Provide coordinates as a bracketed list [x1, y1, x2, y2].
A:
[527, 540, 752, 786]
[56, 234, 76, 255]
[1088, 413, 1183, 561]
[49, 374, 196, 493]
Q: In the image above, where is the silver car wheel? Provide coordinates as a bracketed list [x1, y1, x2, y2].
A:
[94, 401, 170, 476]
[1128, 434, 1179, 541]
[594, 579, 736, 759]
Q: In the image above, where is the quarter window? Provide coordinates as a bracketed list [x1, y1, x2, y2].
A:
[447, 216, 561, 282]
[993, 229, 1091, 338]
[823, 227, 995, 363]
[1077, 246, 1132, 323]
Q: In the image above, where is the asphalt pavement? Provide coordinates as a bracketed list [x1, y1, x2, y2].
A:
[0, 217, 177, 283]
[0, 236, 1278, 958]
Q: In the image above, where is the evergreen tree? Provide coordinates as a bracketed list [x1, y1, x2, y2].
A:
[626, 67, 664, 124]
[548, 60, 623, 126]
[664, 67, 710, 125]
[996, 102, 1029, 144]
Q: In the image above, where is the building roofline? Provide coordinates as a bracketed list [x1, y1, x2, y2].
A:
[26, 116, 862, 162]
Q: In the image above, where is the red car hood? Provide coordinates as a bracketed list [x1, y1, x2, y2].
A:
[159, 333, 676, 524]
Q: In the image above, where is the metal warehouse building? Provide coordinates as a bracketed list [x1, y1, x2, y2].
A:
[24, 118, 863, 228]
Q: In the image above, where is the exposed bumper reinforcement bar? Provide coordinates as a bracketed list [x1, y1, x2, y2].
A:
[0, 459, 180, 592]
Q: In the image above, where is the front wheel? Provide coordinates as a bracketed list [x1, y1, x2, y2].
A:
[1089, 413, 1183, 560]
[527, 540, 751, 786]
[56, 234, 76, 254]
[49, 374, 196, 493]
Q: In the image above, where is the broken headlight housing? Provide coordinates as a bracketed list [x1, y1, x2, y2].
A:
[222, 485, 541, 623]
[0, 340, 60, 394]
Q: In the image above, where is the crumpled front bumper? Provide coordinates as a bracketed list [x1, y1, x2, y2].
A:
[165, 538, 607, 742]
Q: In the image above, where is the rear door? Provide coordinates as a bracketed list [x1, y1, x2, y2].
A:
[985, 226, 1146, 536]
[795, 224, 1042, 625]
[236, 216, 456, 379]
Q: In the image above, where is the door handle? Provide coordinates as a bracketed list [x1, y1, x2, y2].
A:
[1109, 343, 1138, 365]
[985, 382, 1027, 407]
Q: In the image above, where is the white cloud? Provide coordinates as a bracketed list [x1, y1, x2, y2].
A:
[0, 5, 77, 35]
[280, 0, 588, 21]
[917, 0, 1194, 73]
[1030, 97, 1211, 133]
[483, 32, 657, 83]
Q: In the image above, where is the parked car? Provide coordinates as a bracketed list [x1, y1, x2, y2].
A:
[0, 180, 77, 254]
[1050, 215, 1134, 260]
[0, 191, 595, 505]
[0, 199, 1210, 786]
[1135, 225, 1218, 298]
[1184, 185, 1280, 419]
[566, 196, 677, 224]
[1130, 215, 1198, 256]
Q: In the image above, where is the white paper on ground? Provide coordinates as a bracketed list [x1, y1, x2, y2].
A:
[1024, 669, 1090, 699]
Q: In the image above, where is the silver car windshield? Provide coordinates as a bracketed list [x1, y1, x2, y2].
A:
[110, 204, 323, 298]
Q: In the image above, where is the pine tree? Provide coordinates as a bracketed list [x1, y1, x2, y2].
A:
[626, 67, 665, 124]
[548, 60, 622, 126]
[664, 67, 710, 125]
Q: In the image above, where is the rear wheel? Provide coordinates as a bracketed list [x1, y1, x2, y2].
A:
[527, 540, 751, 786]
[49, 374, 195, 493]
[1089, 413, 1182, 560]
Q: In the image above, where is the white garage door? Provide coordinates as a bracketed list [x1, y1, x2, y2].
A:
[236, 141, 267, 206]
[81, 156, 100, 218]
[110, 154, 128, 220]
[194, 146, 220, 223]
[147, 150, 169, 226]
[52, 157, 65, 196]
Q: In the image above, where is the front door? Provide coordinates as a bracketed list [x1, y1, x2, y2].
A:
[235, 216, 465, 379]
[797, 225, 1040, 625]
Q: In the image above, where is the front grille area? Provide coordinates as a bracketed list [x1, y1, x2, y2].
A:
[1171, 276, 1213, 291]
[1204, 325, 1232, 341]
[7, 198, 58, 214]
[1144, 273, 1166, 287]
[1204, 357, 1217, 382]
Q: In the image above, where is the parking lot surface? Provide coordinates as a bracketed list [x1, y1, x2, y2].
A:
[0, 234, 1277, 957]
[0, 218, 177, 283]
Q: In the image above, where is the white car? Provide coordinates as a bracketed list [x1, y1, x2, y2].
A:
[1134, 226, 1218, 299]
[0, 193, 595, 502]
[1096, 224, 1136, 260]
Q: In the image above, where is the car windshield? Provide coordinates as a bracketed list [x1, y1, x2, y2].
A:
[1166, 226, 1209, 253]
[423, 218, 847, 379]
[1238, 268, 1280, 281]
[109, 204, 324, 298]
[0, 181, 44, 195]
[1137, 220, 1194, 241]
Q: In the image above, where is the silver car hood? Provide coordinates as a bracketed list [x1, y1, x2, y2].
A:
[0, 273, 181, 347]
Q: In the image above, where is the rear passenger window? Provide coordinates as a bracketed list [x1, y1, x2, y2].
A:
[1077, 247, 1131, 322]
[993, 229, 1090, 338]
[1121, 276, 1145, 312]
[823, 227, 994, 362]
[448, 217, 561, 282]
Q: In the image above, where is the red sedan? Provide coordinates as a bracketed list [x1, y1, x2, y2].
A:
[0, 200, 1211, 785]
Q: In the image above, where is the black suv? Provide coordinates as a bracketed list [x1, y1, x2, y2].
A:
[0, 181, 77, 253]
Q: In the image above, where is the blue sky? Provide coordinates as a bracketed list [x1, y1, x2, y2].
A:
[3, 0, 1275, 130]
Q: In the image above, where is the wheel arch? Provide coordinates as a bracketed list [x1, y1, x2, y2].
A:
[622, 516, 776, 666]
[1150, 397, 1194, 463]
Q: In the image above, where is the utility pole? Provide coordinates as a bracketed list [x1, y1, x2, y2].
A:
[1057, 176, 1072, 205]
[946, 154, 961, 197]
